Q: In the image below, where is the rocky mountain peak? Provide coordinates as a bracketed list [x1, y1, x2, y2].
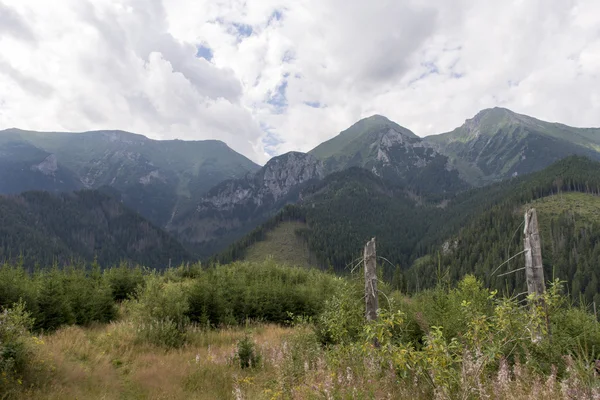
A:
[199, 151, 324, 212]
[260, 152, 324, 192]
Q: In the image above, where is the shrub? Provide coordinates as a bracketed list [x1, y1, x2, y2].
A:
[187, 261, 338, 327]
[314, 280, 363, 345]
[105, 263, 145, 302]
[61, 267, 117, 326]
[131, 274, 189, 347]
[235, 334, 261, 369]
[34, 272, 74, 332]
[0, 300, 34, 396]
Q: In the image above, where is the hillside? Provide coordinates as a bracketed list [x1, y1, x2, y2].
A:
[0, 128, 259, 226]
[0, 190, 190, 268]
[242, 221, 316, 267]
[216, 156, 600, 298]
[404, 178, 600, 304]
[170, 152, 324, 258]
[425, 107, 600, 185]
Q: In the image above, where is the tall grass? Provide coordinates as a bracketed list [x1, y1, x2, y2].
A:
[2, 261, 600, 399]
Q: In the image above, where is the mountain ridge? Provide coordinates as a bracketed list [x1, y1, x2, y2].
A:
[425, 107, 600, 185]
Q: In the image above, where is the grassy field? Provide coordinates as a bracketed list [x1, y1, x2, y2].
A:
[19, 322, 301, 400]
[531, 192, 600, 224]
[243, 221, 317, 268]
[4, 261, 600, 399]
[16, 316, 600, 400]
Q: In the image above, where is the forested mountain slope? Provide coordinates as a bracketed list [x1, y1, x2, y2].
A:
[0, 190, 190, 268]
[215, 157, 600, 299]
[402, 157, 600, 302]
[170, 152, 324, 258]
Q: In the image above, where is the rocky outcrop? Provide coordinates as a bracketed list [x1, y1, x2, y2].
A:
[31, 154, 58, 176]
[198, 152, 324, 212]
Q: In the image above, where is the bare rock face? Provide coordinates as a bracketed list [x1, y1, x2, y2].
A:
[31, 154, 58, 176]
[198, 152, 324, 212]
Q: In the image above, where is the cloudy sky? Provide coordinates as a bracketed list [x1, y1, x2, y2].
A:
[1, 0, 599, 163]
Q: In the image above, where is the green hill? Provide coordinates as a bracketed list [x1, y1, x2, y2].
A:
[404, 160, 600, 303]
[531, 192, 600, 225]
[242, 221, 317, 267]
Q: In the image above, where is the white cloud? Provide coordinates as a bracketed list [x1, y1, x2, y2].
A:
[1, 0, 599, 163]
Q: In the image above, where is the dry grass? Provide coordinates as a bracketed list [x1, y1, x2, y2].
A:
[17, 323, 297, 400]
[15, 321, 600, 400]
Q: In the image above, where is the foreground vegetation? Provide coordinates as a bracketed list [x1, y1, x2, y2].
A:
[2, 260, 600, 399]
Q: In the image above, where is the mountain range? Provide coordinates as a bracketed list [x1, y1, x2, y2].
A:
[0, 128, 259, 227]
[1, 107, 599, 278]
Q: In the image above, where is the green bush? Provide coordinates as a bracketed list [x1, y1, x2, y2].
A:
[61, 267, 117, 326]
[0, 301, 34, 396]
[105, 263, 145, 301]
[187, 261, 339, 327]
[314, 280, 363, 346]
[0, 264, 38, 318]
[34, 271, 74, 331]
[235, 334, 261, 369]
[131, 274, 190, 347]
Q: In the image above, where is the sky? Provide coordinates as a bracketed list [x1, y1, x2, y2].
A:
[1, 0, 599, 164]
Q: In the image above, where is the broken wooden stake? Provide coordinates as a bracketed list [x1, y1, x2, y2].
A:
[364, 237, 378, 322]
[524, 208, 545, 296]
[524, 208, 550, 342]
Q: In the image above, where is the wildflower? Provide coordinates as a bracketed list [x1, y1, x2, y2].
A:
[346, 367, 354, 384]
[195, 353, 200, 364]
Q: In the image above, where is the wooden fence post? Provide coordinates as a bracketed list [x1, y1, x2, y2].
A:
[524, 208, 549, 342]
[364, 237, 378, 322]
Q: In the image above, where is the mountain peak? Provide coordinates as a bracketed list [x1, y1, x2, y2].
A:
[424, 108, 600, 186]
[362, 114, 393, 122]
[309, 115, 419, 162]
[468, 107, 518, 127]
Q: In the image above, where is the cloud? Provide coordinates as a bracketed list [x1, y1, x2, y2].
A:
[0, 58, 53, 97]
[0, 2, 36, 42]
[1, 0, 600, 163]
[0, 0, 263, 161]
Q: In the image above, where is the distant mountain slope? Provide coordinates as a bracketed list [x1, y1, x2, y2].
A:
[242, 221, 317, 268]
[214, 167, 437, 276]
[0, 190, 191, 268]
[403, 156, 600, 303]
[215, 156, 600, 295]
[310, 115, 468, 195]
[0, 128, 260, 226]
[425, 108, 600, 185]
[0, 141, 82, 194]
[169, 152, 324, 257]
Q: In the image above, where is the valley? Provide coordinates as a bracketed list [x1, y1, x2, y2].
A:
[2, 108, 600, 400]
[1, 108, 600, 295]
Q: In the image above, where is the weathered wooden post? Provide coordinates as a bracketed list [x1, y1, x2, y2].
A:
[524, 209, 545, 296]
[364, 237, 378, 322]
[524, 208, 549, 341]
